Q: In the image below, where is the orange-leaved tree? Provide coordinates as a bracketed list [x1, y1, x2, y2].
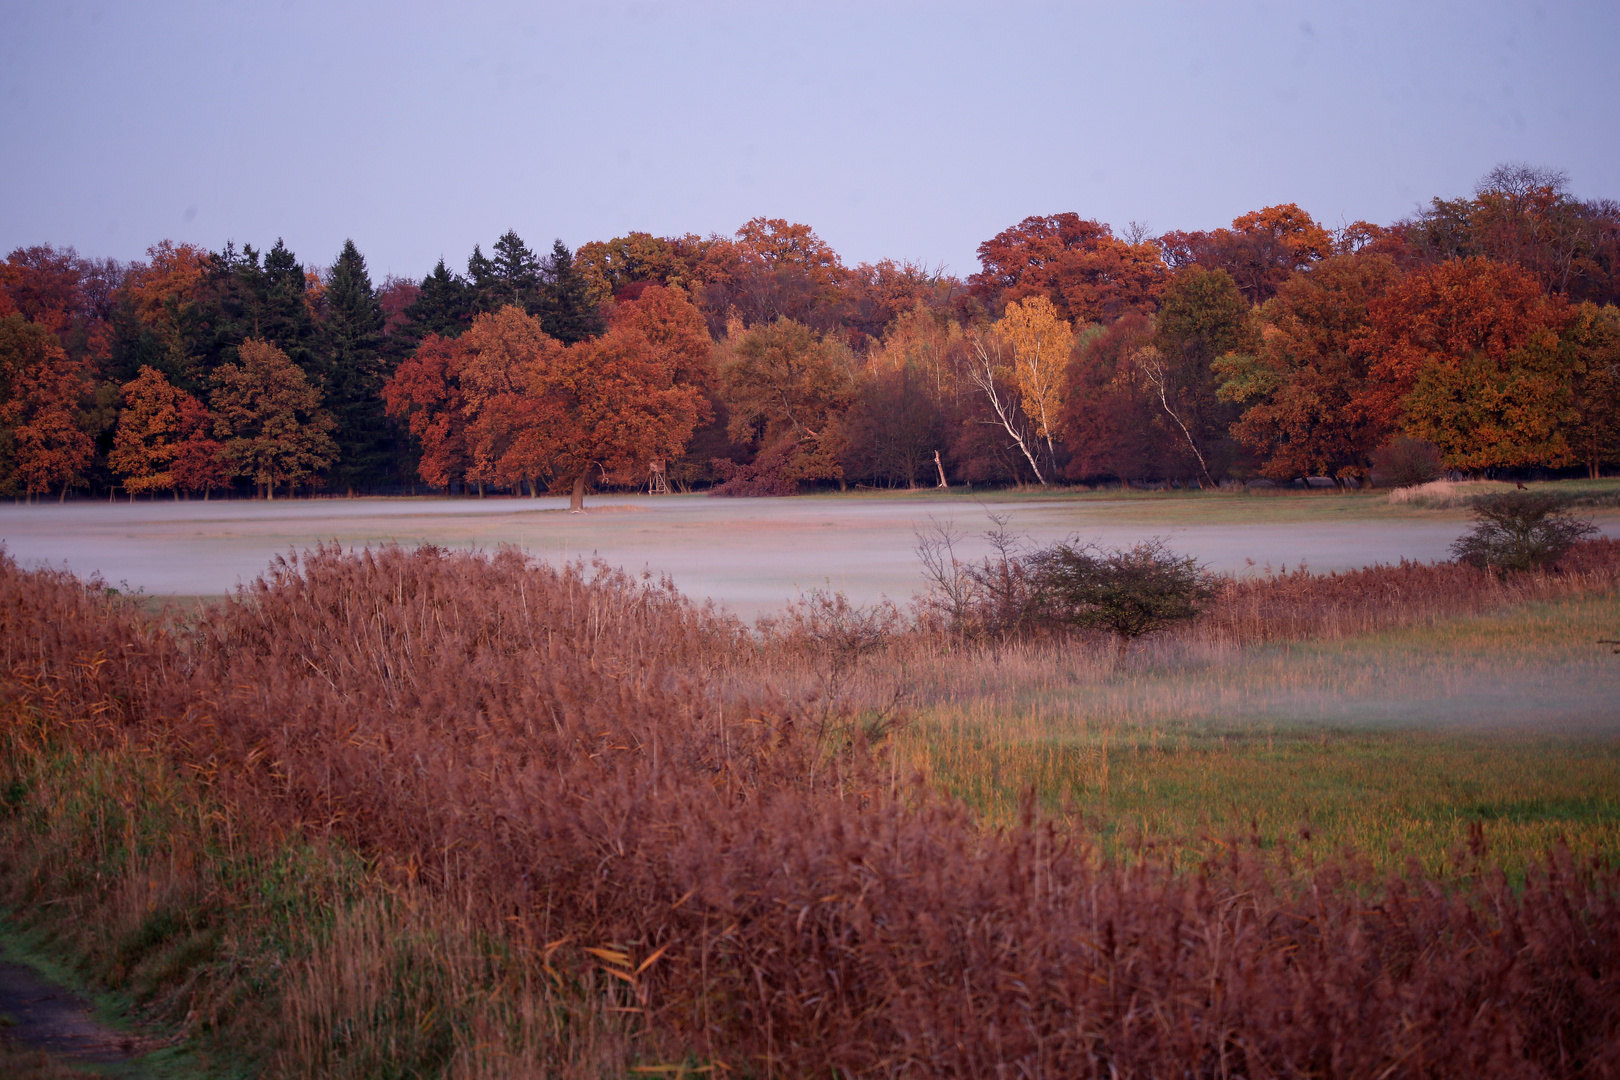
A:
[1360, 258, 1573, 471]
[0, 312, 94, 501]
[386, 288, 712, 508]
[717, 317, 854, 491]
[535, 286, 712, 510]
[454, 305, 564, 497]
[126, 240, 208, 376]
[971, 214, 1166, 323]
[110, 365, 189, 496]
[383, 332, 471, 491]
[210, 339, 337, 499]
[1215, 252, 1405, 480]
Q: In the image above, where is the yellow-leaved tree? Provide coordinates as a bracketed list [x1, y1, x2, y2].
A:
[994, 295, 1074, 464]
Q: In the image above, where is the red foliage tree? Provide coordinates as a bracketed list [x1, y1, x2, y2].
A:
[385, 289, 712, 508]
[383, 333, 470, 491]
[171, 395, 229, 498]
[0, 244, 120, 369]
[0, 314, 94, 500]
[971, 214, 1167, 323]
[1159, 203, 1333, 304]
[1359, 258, 1573, 470]
[1217, 253, 1406, 480]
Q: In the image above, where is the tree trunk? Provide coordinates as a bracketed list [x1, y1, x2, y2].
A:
[59, 482, 67, 504]
[477, 482, 485, 499]
[569, 472, 586, 513]
[934, 450, 948, 489]
[530, 476, 540, 498]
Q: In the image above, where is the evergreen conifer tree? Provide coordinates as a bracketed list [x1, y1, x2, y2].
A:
[256, 239, 320, 375]
[540, 239, 604, 343]
[400, 259, 473, 341]
[467, 231, 542, 314]
[466, 243, 496, 307]
[187, 240, 318, 384]
[318, 240, 393, 492]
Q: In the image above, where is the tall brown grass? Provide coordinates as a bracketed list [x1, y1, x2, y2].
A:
[1201, 537, 1620, 644]
[3, 541, 1620, 1077]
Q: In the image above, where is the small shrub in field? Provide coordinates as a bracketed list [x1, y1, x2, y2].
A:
[1028, 538, 1215, 656]
[914, 516, 1044, 642]
[1451, 493, 1598, 571]
[762, 588, 903, 724]
[1369, 435, 1444, 487]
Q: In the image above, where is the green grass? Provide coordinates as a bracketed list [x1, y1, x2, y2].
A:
[898, 594, 1620, 871]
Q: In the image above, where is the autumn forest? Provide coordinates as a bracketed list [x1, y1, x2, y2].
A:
[3, 162, 1619, 506]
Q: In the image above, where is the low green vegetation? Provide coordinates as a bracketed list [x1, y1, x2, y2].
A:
[901, 594, 1620, 872]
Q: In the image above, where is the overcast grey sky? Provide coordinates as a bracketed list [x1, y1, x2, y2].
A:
[2, 1, 1616, 282]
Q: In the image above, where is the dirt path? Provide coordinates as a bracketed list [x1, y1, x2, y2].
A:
[0, 947, 142, 1074]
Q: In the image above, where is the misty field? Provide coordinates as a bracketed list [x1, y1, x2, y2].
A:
[0, 497, 1618, 1076]
[4, 483, 1617, 615]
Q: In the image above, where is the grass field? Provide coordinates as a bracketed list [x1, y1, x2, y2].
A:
[5, 477, 1617, 615]
[895, 594, 1620, 873]
[1, 535, 1618, 1076]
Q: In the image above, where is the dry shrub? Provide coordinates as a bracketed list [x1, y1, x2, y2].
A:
[5, 544, 1620, 1077]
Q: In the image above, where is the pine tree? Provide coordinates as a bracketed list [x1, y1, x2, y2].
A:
[319, 240, 393, 492]
[190, 240, 318, 382]
[540, 240, 604, 343]
[466, 243, 496, 306]
[468, 232, 543, 315]
[256, 239, 320, 375]
[400, 259, 473, 342]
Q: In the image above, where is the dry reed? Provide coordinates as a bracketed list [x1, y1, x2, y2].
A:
[3, 542, 1620, 1077]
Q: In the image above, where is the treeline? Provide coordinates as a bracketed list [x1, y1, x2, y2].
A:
[2, 162, 1618, 501]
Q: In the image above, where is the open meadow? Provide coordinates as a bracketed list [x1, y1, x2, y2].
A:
[0, 487, 1618, 1076]
[4, 480, 1617, 615]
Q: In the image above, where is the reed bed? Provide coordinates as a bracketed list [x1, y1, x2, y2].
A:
[1384, 479, 1515, 508]
[2, 542, 1619, 1077]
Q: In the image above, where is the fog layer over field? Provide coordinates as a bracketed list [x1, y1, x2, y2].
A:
[2, 493, 1614, 616]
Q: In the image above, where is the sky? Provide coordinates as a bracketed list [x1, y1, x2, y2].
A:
[2, 0, 1617, 283]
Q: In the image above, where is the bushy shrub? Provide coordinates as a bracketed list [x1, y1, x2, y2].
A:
[1450, 493, 1598, 571]
[1028, 538, 1215, 656]
[1369, 435, 1444, 488]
